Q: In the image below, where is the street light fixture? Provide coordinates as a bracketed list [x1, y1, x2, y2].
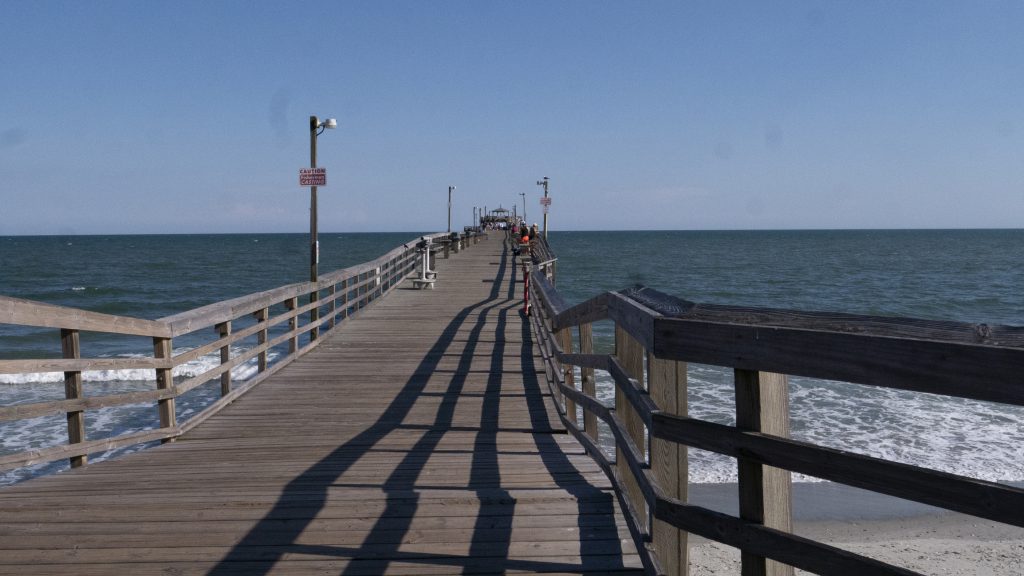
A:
[448, 186, 456, 233]
[519, 192, 526, 223]
[309, 115, 336, 340]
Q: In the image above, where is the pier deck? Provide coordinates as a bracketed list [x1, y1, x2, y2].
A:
[0, 239, 642, 575]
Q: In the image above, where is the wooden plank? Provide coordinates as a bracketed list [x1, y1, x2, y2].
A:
[650, 414, 1024, 528]
[0, 356, 168, 375]
[0, 427, 179, 471]
[653, 316, 1024, 407]
[0, 295, 170, 337]
[0, 387, 172, 423]
[629, 285, 1024, 347]
[550, 293, 611, 332]
[161, 282, 309, 338]
[653, 499, 922, 576]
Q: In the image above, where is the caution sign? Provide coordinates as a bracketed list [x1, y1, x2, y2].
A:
[300, 168, 326, 186]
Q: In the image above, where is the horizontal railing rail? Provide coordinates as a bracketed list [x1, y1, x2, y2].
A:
[0, 232, 467, 473]
[528, 264, 1024, 576]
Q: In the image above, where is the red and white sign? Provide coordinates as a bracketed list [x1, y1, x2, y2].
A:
[540, 197, 552, 206]
[300, 168, 326, 187]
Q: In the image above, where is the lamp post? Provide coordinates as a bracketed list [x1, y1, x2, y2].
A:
[309, 115, 336, 340]
[448, 185, 456, 233]
[519, 192, 526, 224]
[536, 177, 549, 238]
[473, 206, 477, 229]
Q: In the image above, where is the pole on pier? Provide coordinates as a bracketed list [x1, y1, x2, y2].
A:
[536, 177, 549, 239]
[309, 115, 336, 340]
[448, 185, 456, 233]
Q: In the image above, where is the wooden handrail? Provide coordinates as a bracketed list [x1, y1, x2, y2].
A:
[0, 232, 459, 472]
[0, 295, 173, 337]
[528, 259, 1024, 576]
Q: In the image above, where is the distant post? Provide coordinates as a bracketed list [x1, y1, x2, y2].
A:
[307, 115, 336, 340]
[536, 177, 549, 238]
[448, 185, 456, 233]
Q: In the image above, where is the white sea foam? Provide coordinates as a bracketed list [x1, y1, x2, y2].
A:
[591, 365, 1024, 485]
[0, 345, 282, 486]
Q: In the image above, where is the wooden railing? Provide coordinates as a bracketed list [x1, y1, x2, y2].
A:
[528, 259, 1024, 575]
[0, 232, 470, 473]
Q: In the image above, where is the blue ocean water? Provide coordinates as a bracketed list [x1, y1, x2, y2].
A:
[1, 230, 1023, 486]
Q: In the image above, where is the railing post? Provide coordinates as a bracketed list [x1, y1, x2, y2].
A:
[285, 297, 299, 354]
[359, 273, 367, 309]
[650, 352, 689, 575]
[310, 285, 320, 342]
[735, 369, 794, 576]
[216, 321, 231, 396]
[153, 336, 176, 442]
[522, 266, 531, 316]
[60, 329, 86, 468]
[328, 285, 337, 329]
[559, 328, 576, 426]
[579, 323, 598, 443]
[615, 325, 648, 535]
[340, 278, 350, 320]
[255, 307, 268, 372]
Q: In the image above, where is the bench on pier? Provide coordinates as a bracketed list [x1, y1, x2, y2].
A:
[411, 277, 435, 289]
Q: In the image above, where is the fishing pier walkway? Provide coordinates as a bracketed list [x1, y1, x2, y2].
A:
[3, 230, 1024, 576]
[0, 237, 642, 575]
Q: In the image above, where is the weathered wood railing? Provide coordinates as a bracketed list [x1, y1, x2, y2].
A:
[528, 258, 1024, 575]
[0, 232, 477, 473]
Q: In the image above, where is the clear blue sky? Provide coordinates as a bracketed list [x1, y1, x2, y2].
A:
[2, 1, 1022, 234]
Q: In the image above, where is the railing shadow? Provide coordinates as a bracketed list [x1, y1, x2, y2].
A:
[207, 242, 631, 575]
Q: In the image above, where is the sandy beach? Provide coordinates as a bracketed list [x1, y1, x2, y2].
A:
[686, 482, 1024, 575]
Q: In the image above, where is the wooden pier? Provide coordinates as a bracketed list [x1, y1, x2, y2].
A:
[0, 237, 642, 575]
[3, 229, 1024, 576]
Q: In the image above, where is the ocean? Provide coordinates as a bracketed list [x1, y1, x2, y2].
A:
[2, 230, 1023, 487]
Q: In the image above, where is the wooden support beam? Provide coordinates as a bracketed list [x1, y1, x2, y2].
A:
[615, 325, 648, 536]
[735, 369, 793, 576]
[328, 284, 337, 329]
[578, 323, 598, 444]
[650, 352, 688, 575]
[559, 328, 577, 428]
[255, 308, 268, 372]
[216, 321, 231, 396]
[285, 298, 298, 354]
[152, 336, 176, 443]
[60, 328, 87, 468]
